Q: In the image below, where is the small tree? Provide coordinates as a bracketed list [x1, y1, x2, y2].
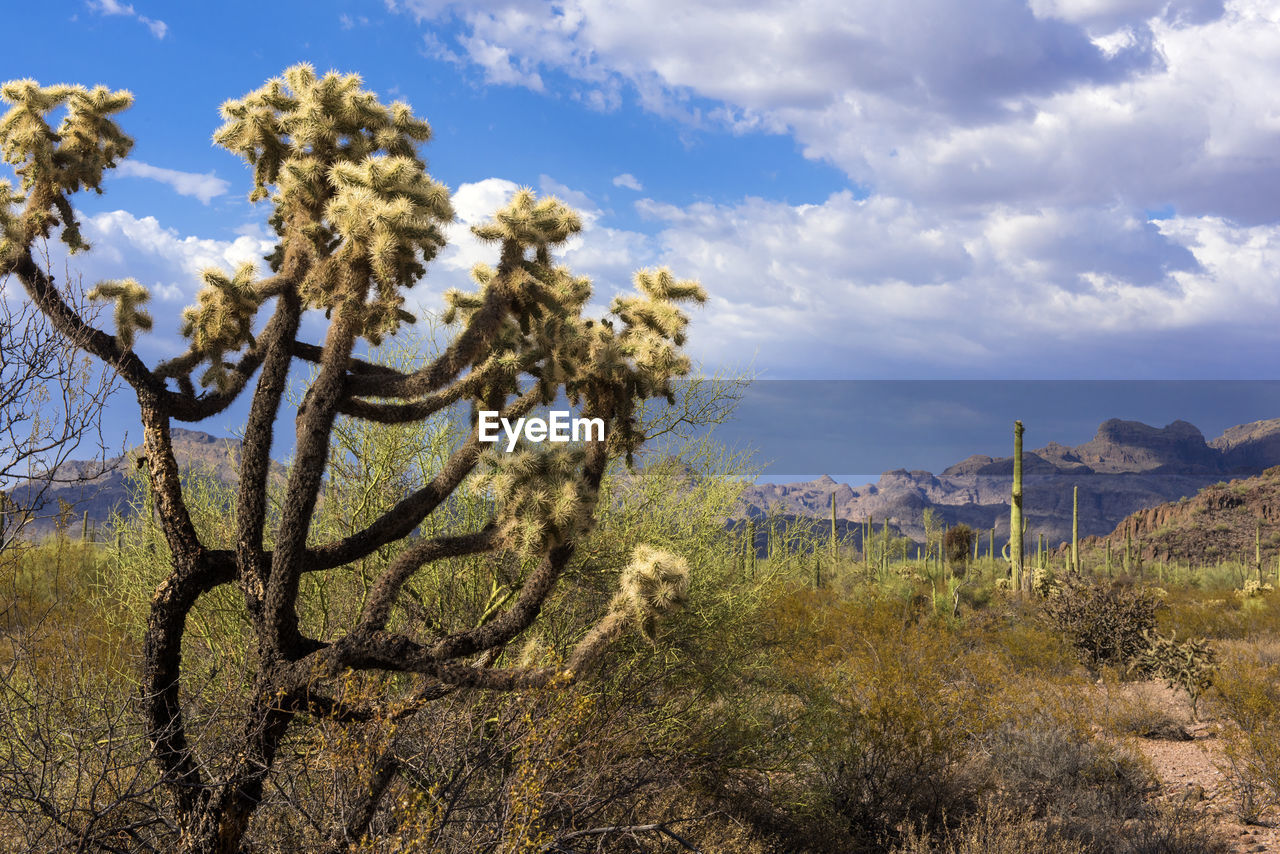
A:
[944, 524, 973, 566]
[0, 66, 706, 852]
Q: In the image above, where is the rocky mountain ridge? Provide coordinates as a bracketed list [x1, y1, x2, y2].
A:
[1076, 465, 1280, 568]
[7, 428, 281, 539]
[738, 418, 1280, 545]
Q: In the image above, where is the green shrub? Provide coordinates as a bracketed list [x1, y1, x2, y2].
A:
[1212, 646, 1280, 823]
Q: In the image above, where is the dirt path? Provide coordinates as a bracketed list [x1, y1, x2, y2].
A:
[1110, 681, 1280, 853]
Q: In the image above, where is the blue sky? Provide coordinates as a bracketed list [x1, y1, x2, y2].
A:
[4, 0, 1280, 474]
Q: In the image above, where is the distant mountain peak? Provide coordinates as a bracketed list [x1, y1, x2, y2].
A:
[738, 415, 1280, 545]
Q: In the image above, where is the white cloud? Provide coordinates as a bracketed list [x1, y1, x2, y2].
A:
[82, 210, 272, 282]
[113, 161, 230, 204]
[87, 0, 167, 39]
[612, 173, 643, 191]
[29, 211, 275, 360]
[47, 179, 1280, 381]
[409, 174, 1280, 377]
[379, 0, 1280, 380]
[457, 34, 545, 90]
[625, 193, 1280, 376]
[391, 0, 1280, 226]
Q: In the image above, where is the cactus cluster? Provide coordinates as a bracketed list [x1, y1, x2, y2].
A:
[1236, 578, 1274, 599]
[0, 79, 133, 253]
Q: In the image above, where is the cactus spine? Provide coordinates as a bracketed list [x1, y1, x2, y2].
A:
[1011, 421, 1025, 593]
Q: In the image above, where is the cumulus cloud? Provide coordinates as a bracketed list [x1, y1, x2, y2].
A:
[626, 192, 1280, 377]
[612, 172, 643, 191]
[375, 0, 1280, 380]
[113, 161, 230, 204]
[414, 176, 1280, 378]
[80, 211, 273, 286]
[87, 0, 167, 39]
[71, 211, 273, 349]
[49, 178, 1280, 380]
[387, 0, 1280, 226]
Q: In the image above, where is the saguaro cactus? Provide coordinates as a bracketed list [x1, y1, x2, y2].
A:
[830, 492, 837, 560]
[1072, 485, 1079, 575]
[1011, 420, 1025, 593]
[1256, 519, 1263, 584]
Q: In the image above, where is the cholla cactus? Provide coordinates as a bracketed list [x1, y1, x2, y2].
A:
[1135, 630, 1218, 720]
[87, 278, 151, 349]
[176, 263, 260, 390]
[0, 80, 133, 252]
[0, 64, 706, 850]
[1031, 566, 1058, 597]
[472, 447, 594, 555]
[1236, 578, 1274, 599]
[614, 544, 691, 641]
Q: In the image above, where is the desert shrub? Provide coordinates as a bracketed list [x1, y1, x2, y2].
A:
[945, 525, 974, 566]
[758, 596, 999, 852]
[965, 609, 1080, 677]
[0, 535, 104, 632]
[981, 711, 1151, 824]
[1162, 594, 1247, 640]
[1211, 646, 1280, 822]
[894, 799, 1225, 854]
[0, 576, 168, 849]
[1042, 575, 1162, 669]
[1116, 806, 1232, 854]
[955, 579, 993, 611]
[894, 800, 1088, 853]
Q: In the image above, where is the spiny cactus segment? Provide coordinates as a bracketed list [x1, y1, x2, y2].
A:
[0, 80, 134, 252]
[87, 278, 151, 349]
[613, 544, 691, 641]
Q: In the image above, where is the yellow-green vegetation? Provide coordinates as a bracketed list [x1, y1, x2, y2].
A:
[0, 60, 1270, 853]
[9, 458, 1280, 852]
